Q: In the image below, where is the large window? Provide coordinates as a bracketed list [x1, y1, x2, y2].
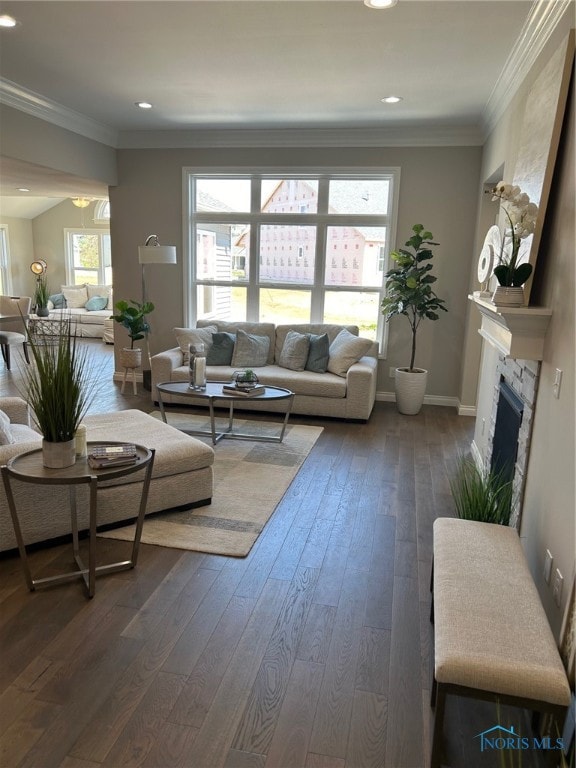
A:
[0, 227, 12, 295]
[64, 229, 111, 286]
[185, 170, 399, 347]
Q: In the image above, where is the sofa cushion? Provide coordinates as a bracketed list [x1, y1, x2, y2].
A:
[62, 285, 88, 309]
[328, 329, 373, 377]
[206, 332, 235, 365]
[305, 333, 330, 373]
[87, 284, 113, 309]
[278, 330, 310, 371]
[48, 293, 66, 309]
[231, 329, 270, 368]
[198, 320, 276, 365]
[85, 296, 108, 311]
[174, 325, 217, 365]
[0, 409, 14, 445]
[274, 324, 358, 363]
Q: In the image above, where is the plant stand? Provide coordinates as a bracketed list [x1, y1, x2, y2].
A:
[121, 366, 139, 395]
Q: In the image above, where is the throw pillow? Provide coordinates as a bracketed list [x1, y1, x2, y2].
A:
[231, 329, 270, 368]
[327, 329, 373, 377]
[278, 330, 310, 371]
[61, 285, 88, 309]
[86, 284, 112, 308]
[85, 296, 108, 311]
[0, 409, 14, 446]
[48, 293, 66, 309]
[174, 325, 217, 365]
[305, 333, 330, 373]
[206, 332, 236, 365]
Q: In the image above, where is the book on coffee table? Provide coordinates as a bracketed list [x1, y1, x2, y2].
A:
[222, 384, 266, 397]
[88, 444, 138, 468]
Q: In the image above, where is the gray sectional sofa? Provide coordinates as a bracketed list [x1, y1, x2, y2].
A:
[151, 321, 378, 421]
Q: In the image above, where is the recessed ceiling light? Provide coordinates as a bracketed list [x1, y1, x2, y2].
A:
[0, 14, 17, 28]
[135, 101, 153, 109]
[17, 187, 30, 192]
[381, 96, 402, 104]
[364, 0, 398, 8]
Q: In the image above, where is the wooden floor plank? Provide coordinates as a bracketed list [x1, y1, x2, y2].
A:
[345, 689, 388, 768]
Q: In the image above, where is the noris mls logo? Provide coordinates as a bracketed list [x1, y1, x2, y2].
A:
[476, 724, 565, 753]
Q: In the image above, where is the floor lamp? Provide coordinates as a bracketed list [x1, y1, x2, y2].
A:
[138, 235, 177, 389]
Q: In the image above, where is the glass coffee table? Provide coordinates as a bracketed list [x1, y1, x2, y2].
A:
[156, 381, 294, 445]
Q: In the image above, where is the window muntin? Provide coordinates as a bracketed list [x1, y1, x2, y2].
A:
[188, 171, 398, 347]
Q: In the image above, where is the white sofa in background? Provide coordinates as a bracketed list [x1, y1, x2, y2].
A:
[37, 283, 114, 340]
[0, 397, 214, 552]
[151, 321, 378, 421]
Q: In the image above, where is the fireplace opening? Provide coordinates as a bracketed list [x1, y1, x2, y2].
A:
[491, 379, 524, 485]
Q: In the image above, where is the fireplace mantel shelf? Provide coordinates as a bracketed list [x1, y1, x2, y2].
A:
[469, 294, 552, 360]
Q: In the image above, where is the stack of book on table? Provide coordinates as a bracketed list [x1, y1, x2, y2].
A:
[88, 444, 138, 469]
[222, 383, 266, 397]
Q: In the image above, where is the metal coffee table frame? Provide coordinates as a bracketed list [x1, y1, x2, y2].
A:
[156, 381, 294, 446]
[1, 441, 155, 598]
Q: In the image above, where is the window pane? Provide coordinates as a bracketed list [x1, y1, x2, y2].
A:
[324, 291, 379, 340]
[259, 225, 316, 284]
[196, 285, 247, 322]
[325, 226, 386, 286]
[259, 288, 311, 325]
[196, 224, 249, 282]
[196, 179, 250, 212]
[328, 179, 389, 214]
[261, 179, 318, 213]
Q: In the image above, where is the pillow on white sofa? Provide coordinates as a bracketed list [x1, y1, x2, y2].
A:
[278, 330, 310, 371]
[174, 326, 217, 365]
[0, 409, 15, 445]
[328, 329, 373, 377]
[232, 330, 270, 367]
[61, 285, 88, 309]
[87, 284, 113, 308]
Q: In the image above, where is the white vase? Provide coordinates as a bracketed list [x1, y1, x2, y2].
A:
[394, 367, 428, 415]
[492, 286, 525, 307]
[42, 438, 76, 468]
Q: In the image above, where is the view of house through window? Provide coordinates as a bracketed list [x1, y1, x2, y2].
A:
[64, 229, 111, 286]
[186, 171, 398, 346]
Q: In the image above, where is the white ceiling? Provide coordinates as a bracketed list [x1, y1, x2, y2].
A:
[0, 0, 547, 215]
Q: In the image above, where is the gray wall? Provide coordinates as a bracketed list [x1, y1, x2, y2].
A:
[110, 145, 482, 396]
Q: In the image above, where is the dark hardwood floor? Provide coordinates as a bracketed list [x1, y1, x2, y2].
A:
[0, 341, 544, 767]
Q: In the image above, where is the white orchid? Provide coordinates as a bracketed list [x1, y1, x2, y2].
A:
[488, 181, 539, 287]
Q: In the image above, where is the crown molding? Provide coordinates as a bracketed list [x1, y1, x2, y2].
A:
[482, 0, 574, 137]
[116, 124, 484, 150]
[0, 77, 118, 147]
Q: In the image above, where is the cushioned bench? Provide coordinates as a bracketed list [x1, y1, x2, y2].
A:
[431, 517, 571, 768]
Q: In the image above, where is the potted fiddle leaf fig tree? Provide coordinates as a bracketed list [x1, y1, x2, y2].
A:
[381, 224, 447, 415]
[111, 299, 154, 369]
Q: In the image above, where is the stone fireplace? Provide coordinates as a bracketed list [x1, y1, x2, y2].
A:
[471, 296, 552, 529]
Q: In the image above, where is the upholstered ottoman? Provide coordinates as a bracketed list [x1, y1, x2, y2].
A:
[0, 405, 214, 552]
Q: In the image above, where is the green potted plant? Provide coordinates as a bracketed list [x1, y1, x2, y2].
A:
[24, 318, 94, 468]
[449, 456, 514, 526]
[34, 275, 50, 317]
[487, 181, 539, 307]
[111, 299, 154, 369]
[381, 223, 447, 415]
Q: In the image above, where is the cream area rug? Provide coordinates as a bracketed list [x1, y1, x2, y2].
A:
[98, 412, 323, 557]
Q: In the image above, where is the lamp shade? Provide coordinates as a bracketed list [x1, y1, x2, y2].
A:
[138, 245, 177, 265]
[30, 260, 47, 276]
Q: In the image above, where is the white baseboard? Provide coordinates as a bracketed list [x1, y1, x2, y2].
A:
[458, 404, 477, 417]
[376, 391, 461, 410]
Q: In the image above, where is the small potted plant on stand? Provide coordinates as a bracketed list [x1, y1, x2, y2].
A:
[381, 224, 447, 415]
[111, 299, 154, 370]
[34, 275, 50, 318]
[24, 318, 94, 468]
[487, 181, 539, 307]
